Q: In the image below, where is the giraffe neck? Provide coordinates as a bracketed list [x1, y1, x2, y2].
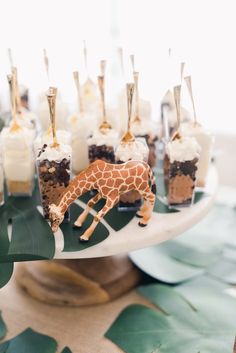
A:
[57, 174, 93, 214]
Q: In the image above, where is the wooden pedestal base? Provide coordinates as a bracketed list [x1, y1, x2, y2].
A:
[16, 255, 141, 306]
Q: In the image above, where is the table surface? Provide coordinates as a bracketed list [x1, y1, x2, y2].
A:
[0, 268, 153, 353]
[55, 167, 218, 259]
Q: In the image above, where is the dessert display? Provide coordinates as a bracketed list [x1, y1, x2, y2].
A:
[115, 83, 149, 211]
[37, 87, 71, 220]
[2, 73, 35, 196]
[131, 71, 158, 168]
[181, 76, 214, 187]
[87, 75, 119, 164]
[0, 158, 4, 206]
[68, 71, 94, 174]
[49, 159, 156, 241]
[166, 86, 201, 207]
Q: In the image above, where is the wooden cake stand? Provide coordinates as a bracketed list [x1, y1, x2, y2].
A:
[16, 167, 218, 306]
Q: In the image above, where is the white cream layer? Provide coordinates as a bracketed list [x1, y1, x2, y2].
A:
[37, 143, 72, 162]
[166, 135, 201, 163]
[1, 126, 35, 181]
[87, 128, 119, 147]
[181, 122, 214, 184]
[115, 138, 149, 162]
[34, 129, 71, 153]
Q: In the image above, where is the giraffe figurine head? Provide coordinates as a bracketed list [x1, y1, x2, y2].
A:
[49, 204, 64, 232]
[49, 159, 156, 242]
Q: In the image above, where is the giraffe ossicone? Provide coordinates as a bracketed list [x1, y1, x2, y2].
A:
[49, 159, 156, 242]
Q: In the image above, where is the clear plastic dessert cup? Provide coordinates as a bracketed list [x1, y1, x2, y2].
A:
[1, 125, 35, 196]
[36, 143, 72, 221]
[87, 128, 119, 164]
[115, 138, 149, 211]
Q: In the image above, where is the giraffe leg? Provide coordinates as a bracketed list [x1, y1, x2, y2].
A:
[74, 193, 102, 228]
[136, 201, 149, 218]
[138, 190, 155, 227]
[80, 196, 119, 242]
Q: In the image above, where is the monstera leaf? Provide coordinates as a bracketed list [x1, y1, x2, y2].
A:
[0, 312, 7, 340]
[0, 328, 57, 353]
[106, 278, 236, 353]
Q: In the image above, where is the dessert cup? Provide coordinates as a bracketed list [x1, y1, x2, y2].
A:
[131, 119, 158, 168]
[87, 128, 119, 164]
[68, 113, 94, 174]
[181, 122, 214, 187]
[1, 125, 35, 196]
[115, 138, 149, 211]
[166, 136, 201, 207]
[37, 143, 72, 220]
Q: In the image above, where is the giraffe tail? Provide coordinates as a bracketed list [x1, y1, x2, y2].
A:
[148, 165, 157, 195]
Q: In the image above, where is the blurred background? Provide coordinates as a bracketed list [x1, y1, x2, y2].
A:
[0, 0, 235, 185]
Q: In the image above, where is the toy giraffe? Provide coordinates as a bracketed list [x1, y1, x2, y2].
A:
[49, 159, 156, 242]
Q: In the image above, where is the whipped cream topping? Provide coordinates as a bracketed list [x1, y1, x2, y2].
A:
[37, 143, 72, 162]
[1, 126, 35, 181]
[166, 135, 201, 163]
[34, 129, 71, 153]
[87, 128, 119, 147]
[115, 138, 149, 162]
[1, 126, 35, 150]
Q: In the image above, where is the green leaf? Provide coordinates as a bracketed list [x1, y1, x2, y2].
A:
[105, 304, 166, 353]
[0, 328, 57, 353]
[129, 245, 203, 284]
[106, 280, 236, 353]
[0, 263, 14, 289]
[61, 203, 109, 252]
[0, 312, 7, 340]
[0, 184, 55, 263]
[61, 347, 72, 353]
[6, 209, 55, 262]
